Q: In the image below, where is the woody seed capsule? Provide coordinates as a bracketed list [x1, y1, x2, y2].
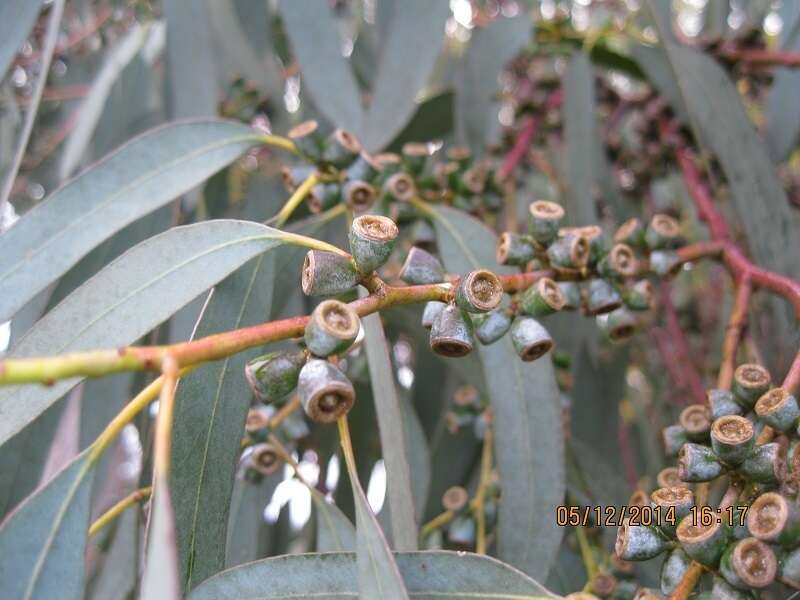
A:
[528, 200, 565, 246]
[678, 443, 723, 482]
[510, 317, 553, 362]
[585, 278, 623, 316]
[399, 247, 446, 285]
[248, 442, 283, 476]
[597, 244, 638, 279]
[747, 492, 800, 545]
[454, 270, 504, 313]
[558, 281, 582, 311]
[430, 304, 474, 357]
[441, 486, 469, 512]
[547, 233, 590, 270]
[301, 250, 359, 297]
[596, 307, 638, 342]
[657, 466, 687, 489]
[739, 443, 784, 485]
[649, 250, 681, 277]
[650, 487, 694, 536]
[623, 279, 654, 311]
[280, 165, 315, 193]
[401, 142, 430, 174]
[662, 425, 689, 457]
[322, 128, 361, 168]
[614, 217, 646, 249]
[298, 359, 355, 423]
[472, 309, 512, 345]
[707, 389, 743, 420]
[343, 180, 377, 212]
[755, 387, 800, 432]
[288, 120, 325, 162]
[348, 215, 399, 275]
[304, 300, 360, 358]
[710, 415, 754, 466]
[421, 301, 446, 329]
[732, 364, 771, 408]
[719, 537, 777, 589]
[518, 277, 566, 317]
[245, 350, 307, 404]
[496, 232, 536, 266]
[679, 404, 712, 442]
[382, 172, 416, 202]
[308, 183, 341, 213]
[675, 518, 728, 566]
[615, 520, 669, 561]
[645, 214, 681, 250]
[660, 548, 691, 595]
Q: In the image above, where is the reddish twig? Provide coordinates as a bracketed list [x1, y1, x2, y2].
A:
[498, 115, 538, 181]
[650, 327, 693, 407]
[785, 353, 800, 395]
[617, 415, 639, 488]
[659, 283, 707, 404]
[18, 5, 114, 66]
[675, 147, 730, 241]
[718, 47, 800, 68]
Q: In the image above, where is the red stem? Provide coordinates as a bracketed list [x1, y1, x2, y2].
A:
[498, 116, 538, 181]
[719, 47, 800, 68]
[659, 284, 707, 404]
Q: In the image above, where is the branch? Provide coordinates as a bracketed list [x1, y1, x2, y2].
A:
[718, 47, 800, 68]
[89, 486, 152, 537]
[717, 277, 752, 390]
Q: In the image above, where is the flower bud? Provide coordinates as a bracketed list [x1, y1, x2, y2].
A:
[657, 466, 687, 489]
[288, 120, 325, 162]
[304, 300, 360, 358]
[755, 387, 798, 432]
[447, 514, 476, 546]
[519, 277, 566, 317]
[528, 200, 565, 246]
[651, 487, 694, 536]
[585, 278, 623, 316]
[710, 415, 754, 466]
[614, 217, 646, 249]
[421, 301, 446, 329]
[401, 142, 430, 174]
[558, 281, 582, 311]
[615, 520, 669, 561]
[301, 250, 359, 297]
[322, 128, 361, 168]
[719, 537, 777, 590]
[496, 232, 536, 266]
[676, 518, 728, 566]
[679, 404, 712, 442]
[660, 548, 691, 595]
[707, 389, 743, 420]
[455, 270, 503, 313]
[348, 215, 398, 275]
[649, 250, 681, 277]
[245, 351, 306, 403]
[547, 233, 590, 269]
[597, 307, 638, 342]
[430, 305, 474, 357]
[343, 180, 377, 212]
[732, 364, 771, 408]
[598, 244, 638, 279]
[747, 492, 800, 545]
[472, 309, 512, 345]
[623, 280, 654, 311]
[399, 247, 445, 285]
[247, 442, 283, 476]
[739, 443, 784, 485]
[382, 172, 416, 202]
[298, 359, 355, 423]
[662, 425, 688, 458]
[442, 486, 469, 512]
[645, 214, 680, 250]
[678, 443, 723, 482]
[510, 317, 553, 362]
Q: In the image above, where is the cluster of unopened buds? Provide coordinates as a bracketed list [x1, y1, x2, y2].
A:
[613, 364, 800, 598]
[281, 119, 504, 217]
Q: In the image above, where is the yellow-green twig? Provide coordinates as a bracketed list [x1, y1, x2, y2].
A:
[259, 134, 298, 155]
[273, 173, 320, 226]
[576, 524, 599, 590]
[420, 510, 455, 539]
[89, 486, 152, 537]
[472, 427, 494, 554]
[153, 355, 179, 478]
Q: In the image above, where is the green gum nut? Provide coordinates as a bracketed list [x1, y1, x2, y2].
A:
[421, 301, 446, 329]
[322, 128, 361, 168]
[452, 194, 477, 213]
[710, 415, 754, 466]
[598, 244, 639, 279]
[346, 151, 383, 184]
[679, 404, 712, 442]
[649, 250, 681, 277]
[597, 307, 638, 342]
[244, 351, 306, 404]
[307, 183, 341, 213]
[558, 281, 582, 311]
[519, 277, 566, 317]
[510, 316, 553, 362]
[585, 278, 623, 316]
[587, 574, 617, 598]
[298, 359, 355, 424]
[659, 548, 691, 595]
[719, 537, 777, 590]
[301, 250, 359, 297]
[288, 120, 325, 163]
[614, 217, 646, 249]
[711, 576, 757, 600]
[676, 517, 729, 566]
[645, 214, 681, 250]
[280, 165, 315, 193]
[401, 142, 430, 175]
[623, 279, 654, 311]
[343, 180, 377, 213]
[615, 520, 669, 561]
[430, 304, 474, 358]
[472, 309, 512, 345]
[441, 485, 469, 513]
[382, 172, 416, 202]
[247, 442, 283, 476]
[348, 214, 399, 275]
[455, 270, 504, 314]
[399, 247, 445, 285]
[739, 443, 784, 485]
[448, 514, 476, 546]
[446, 145, 473, 169]
[779, 545, 800, 587]
[732, 364, 771, 409]
[569, 225, 609, 265]
[528, 200, 565, 246]
[304, 300, 361, 358]
[662, 425, 688, 457]
[496, 232, 535, 266]
[678, 443, 723, 482]
[755, 387, 800, 432]
[609, 579, 637, 600]
[460, 165, 487, 195]
[708, 389, 743, 420]
[651, 486, 694, 537]
[747, 492, 800, 545]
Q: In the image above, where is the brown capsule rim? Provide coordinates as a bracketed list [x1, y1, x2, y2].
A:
[345, 181, 376, 211]
[537, 277, 567, 311]
[288, 120, 318, 140]
[431, 336, 473, 358]
[307, 382, 355, 423]
[496, 232, 514, 264]
[519, 339, 553, 362]
[314, 300, 360, 340]
[353, 214, 399, 243]
[609, 243, 638, 277]
[402, 142, 430, 157]
[679, 404, 711, 435]
[280, 166, 296, 192]
[628, 489, 650, 507]
[245, 408, 270, 432]
[734, 363, 771, 390]
[251, 443, 282, 475]
[747, 492, 788, 541]
[657, 466, 685, 489]
[333, 128, 361, 153]
[651, 486, 693, 507]
[442, 485, 469, 512]
[386, 172, 416, 201]
[711, 414, 753, 444]
[301, 251, 316, 295]
[463, 270, 503, 312]
[755, 387, 789, 416]
[446, 145, 471, 161]
[651, 213, 680, 237]
[614, 217, 641, 243]
[569, 235, 590, 267]
[732, 537, 777, 588]
[676, 517, 722, 544]
[373, 152, 402, 166]
[529, 200, 565, 221]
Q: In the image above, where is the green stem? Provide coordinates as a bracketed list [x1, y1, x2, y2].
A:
[273, 173, 320, 226]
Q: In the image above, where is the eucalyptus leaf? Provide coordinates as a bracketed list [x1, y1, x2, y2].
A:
[225, 472, 281, 568]
[141, 483, 181, 600]
[189, 551, 557, 600]
[312, 488, 356, 553]
[0, 0, 44, 80]
[765, 1, 800, 162]
[0, 120, 262, 322]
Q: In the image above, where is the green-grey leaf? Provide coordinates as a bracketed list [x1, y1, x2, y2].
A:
[88, 499, 139, 600]
[362, 0, 450, 151]
[312, 488, 356, 553]
[456, 14, 531, 154]
[361, 309, 418, 551]
[225, 472, 282, 568]
[189, 551, 557, 600]
[426, 205, 565, 581]
[141, 484, 181, 600]
[0, 219, 296, 447]
[0, 1, 44, 79]
[765, 1, 800, 162]
[0, 450, 95, 600]
[278, 0, 363, 134]
[0, 119, 261, 322]
[387, 91, 454, 152]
